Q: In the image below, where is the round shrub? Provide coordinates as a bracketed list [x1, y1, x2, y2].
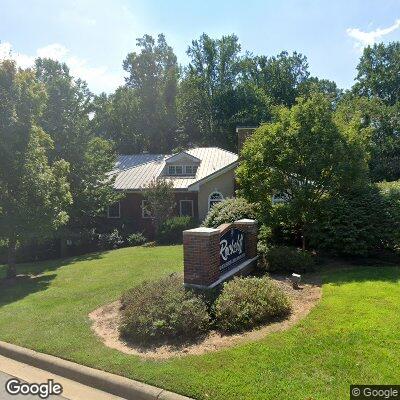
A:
[119, 274, 210, 344]
[126, 232, 146, 246]
[265, 246, 314, 273]
[203, 197, 259, 228]
[97, 229, 124, 250]
[158, 216, 197, 244]
[214, 276, 292, 333]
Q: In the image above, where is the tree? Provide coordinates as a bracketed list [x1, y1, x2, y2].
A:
[236, 93, 369, 249]
[142, 179, 175, 237]
[354, 42, 400, 106]
[123, 34, 179, 152]
[35, 58, 119, 234]
[0, 61, 72, 278]
[91, 88, 145, 153]
[245, 51, 310, 107]
[298, 77, 342, 106]
[179, 34, 244, 149]
[335, 94, 400, 182]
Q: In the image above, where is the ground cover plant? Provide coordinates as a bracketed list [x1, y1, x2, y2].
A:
[0, 246, 399, 400]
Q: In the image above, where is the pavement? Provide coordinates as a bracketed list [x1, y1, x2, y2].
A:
[0, 355, 125, 400]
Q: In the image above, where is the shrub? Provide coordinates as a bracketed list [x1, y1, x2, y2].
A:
[309, 186, 394, 256]
[97, 229, 124, 249]
[265, 246, 314, 273]
[157, 216, 196, 244]
[214, 276, 292, 333]
[126, 232, 146, 246]
[257, 224, 272, 269]
[377, 180, 400, 249]
[119, 274, 210, 344]
[203, 197, 258, 228]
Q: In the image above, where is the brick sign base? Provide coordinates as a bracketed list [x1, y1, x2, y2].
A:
[183, 219, 258, 289]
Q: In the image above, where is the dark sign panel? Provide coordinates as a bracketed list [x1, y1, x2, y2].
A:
[219, 228, 246, 272]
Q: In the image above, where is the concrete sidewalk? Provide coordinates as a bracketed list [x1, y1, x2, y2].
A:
[0, 355, 124, 400]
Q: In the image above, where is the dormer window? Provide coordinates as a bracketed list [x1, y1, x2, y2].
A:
[167, 165, 198, 176]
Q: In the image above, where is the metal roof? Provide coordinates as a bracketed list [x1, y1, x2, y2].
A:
[113, 147, 238, 191]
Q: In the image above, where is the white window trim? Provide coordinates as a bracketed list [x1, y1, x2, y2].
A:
[167, 164, 198, 176]
[179, 199, 194, 217]
[141, 200, 152, 219]
[208, 191, 224, 211]
[107, 201, 121, 218]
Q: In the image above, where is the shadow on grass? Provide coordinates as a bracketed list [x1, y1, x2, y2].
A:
[4, 250, 106, 277]
[317, 260, 400, 286]
[0, 274, 57, 306]
[0, 250, 108, 305]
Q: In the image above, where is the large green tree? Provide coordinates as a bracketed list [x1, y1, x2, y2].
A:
[122, 34, 179, 153]
[354, 42, 400, 106]
[35, 58, 118, 233]
[0, 61, 72, 278]
[335, 94, 400, 181]
[237, 93, 369, 249]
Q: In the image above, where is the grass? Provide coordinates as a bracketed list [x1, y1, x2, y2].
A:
[0, 246, 399, 400]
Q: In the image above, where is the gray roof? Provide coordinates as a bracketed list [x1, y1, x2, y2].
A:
[113, 147, 238, 191]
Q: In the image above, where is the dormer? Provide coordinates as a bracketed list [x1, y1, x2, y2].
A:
[163, 151, 201, 177]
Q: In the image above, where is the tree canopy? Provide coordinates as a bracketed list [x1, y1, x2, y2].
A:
[236, 93, 369, 248]
[0, 61, 72, 277]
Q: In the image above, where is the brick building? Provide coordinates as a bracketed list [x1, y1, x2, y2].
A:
[107, 147, 238, 237]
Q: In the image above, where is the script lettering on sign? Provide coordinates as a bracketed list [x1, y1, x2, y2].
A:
[219, 228, 246, 272]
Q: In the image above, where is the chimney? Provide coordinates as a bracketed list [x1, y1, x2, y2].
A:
[236, 127, 257, 155]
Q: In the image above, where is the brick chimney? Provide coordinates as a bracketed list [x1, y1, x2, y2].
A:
[236, 127, 256, 155]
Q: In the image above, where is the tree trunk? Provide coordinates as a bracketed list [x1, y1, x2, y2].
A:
[301, 235, 306, 251]
[6, 238, 17, 279]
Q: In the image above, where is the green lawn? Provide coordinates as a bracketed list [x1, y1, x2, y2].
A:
[0, 246, 399, 400]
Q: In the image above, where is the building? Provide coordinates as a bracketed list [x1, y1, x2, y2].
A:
[107, 147, 238, 236]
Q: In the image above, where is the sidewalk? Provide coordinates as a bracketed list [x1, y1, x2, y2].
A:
[0, 355, 124, 400]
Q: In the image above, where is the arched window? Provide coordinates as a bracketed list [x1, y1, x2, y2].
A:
[208, 191, 224, 210]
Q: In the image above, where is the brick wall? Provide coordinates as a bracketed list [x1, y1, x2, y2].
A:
[184, 219, 258, 288]
[118, 191, 199, 239]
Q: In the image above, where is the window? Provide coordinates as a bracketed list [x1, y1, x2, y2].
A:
[141, 200, 152, 218]
[180, 200, 194, 217]
[107, 202, 120, 218]
[167, 165, 198, 176]
[272, 192, 289, 204]
[185, 165, 198, 175]
[208, 192, 224, 210]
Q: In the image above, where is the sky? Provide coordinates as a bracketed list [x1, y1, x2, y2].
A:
[1, 0, 400, 94]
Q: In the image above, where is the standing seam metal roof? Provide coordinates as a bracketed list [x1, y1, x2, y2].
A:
[113, 147, 238, 190]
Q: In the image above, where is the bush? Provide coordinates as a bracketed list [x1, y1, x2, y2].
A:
[214, 276, 292, 333]
[157, 216, 196, 244]
[126, 232, 146, 246]
[309, 186, 394, 256]
[203, 197, 258, 228]
[378, 180, 400, 249]
[257, 225, 272, 269]
[264, 246, 314, 273]
[119, 274, 210, 344]
[97, 229, 124, 250]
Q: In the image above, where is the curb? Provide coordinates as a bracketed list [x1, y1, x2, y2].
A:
[0, 341, 193, 400]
